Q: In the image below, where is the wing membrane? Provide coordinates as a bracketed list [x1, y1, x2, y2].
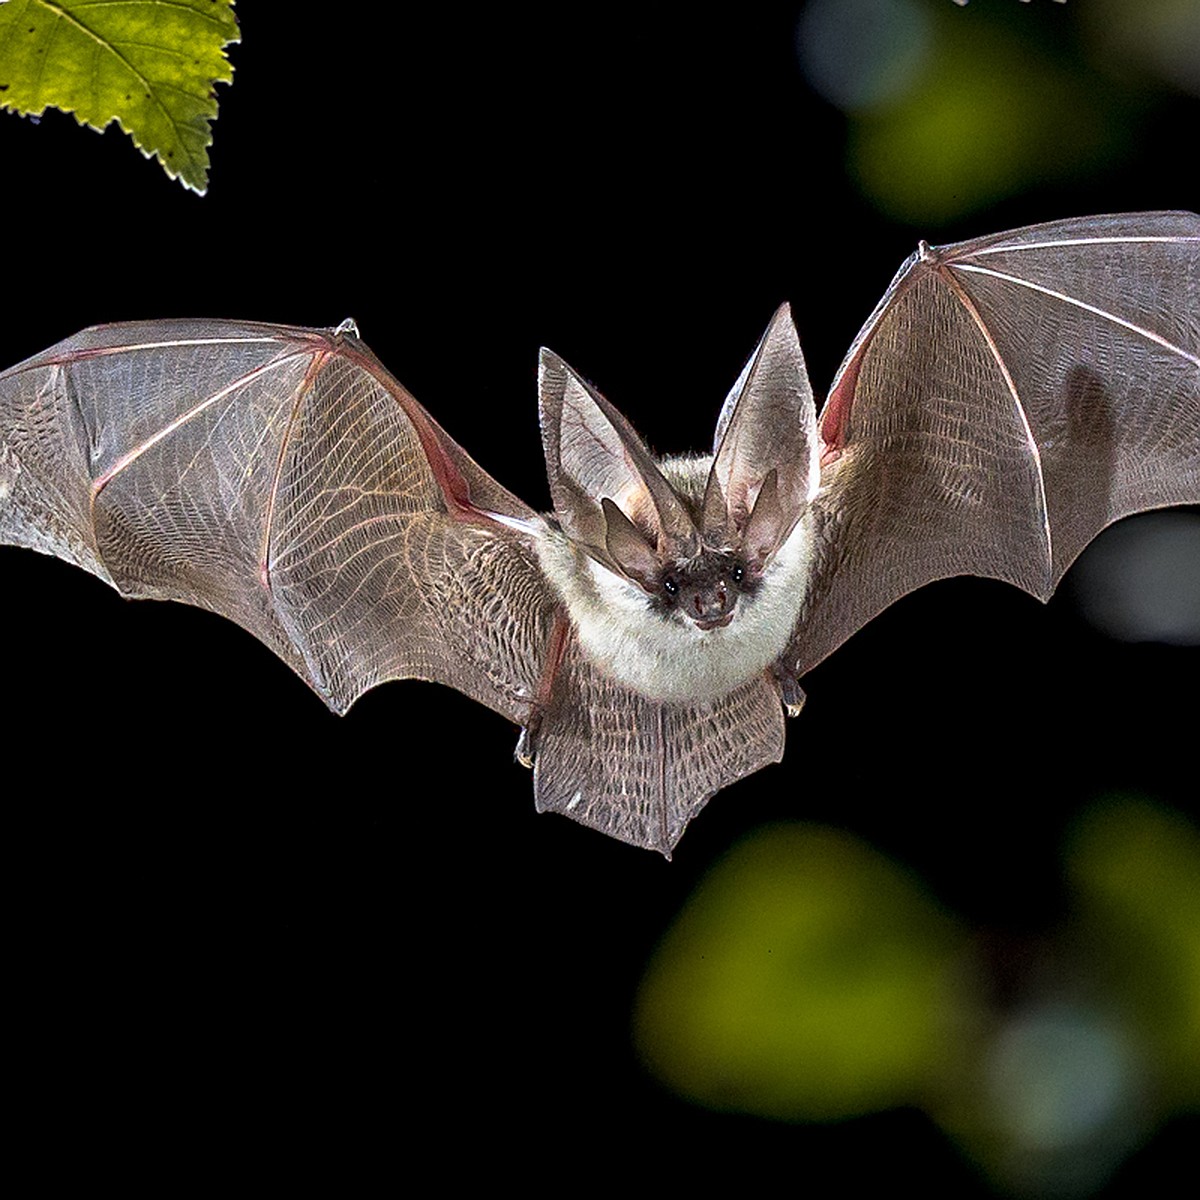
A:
[793, 212, 1200, 677]
[0, 319, 554, 719]
[534, 637, 786, 855]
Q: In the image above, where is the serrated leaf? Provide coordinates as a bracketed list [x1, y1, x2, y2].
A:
[0, 0, 240, 194]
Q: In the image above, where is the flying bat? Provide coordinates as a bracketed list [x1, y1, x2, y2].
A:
[1, 212, 1197, 854]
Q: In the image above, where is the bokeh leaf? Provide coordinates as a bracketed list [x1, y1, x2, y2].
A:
[1066, 797, 1200, 1105]
[0, 0, 240, 194]
[848, 13, 1128, 222]
[639, 806, 1199, 1194]
[634, 824, 971, 1120]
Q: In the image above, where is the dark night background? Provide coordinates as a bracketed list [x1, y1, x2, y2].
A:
[3, 3, 1196, 1191]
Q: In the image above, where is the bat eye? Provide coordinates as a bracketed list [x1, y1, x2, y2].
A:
[662, 576, 679, 597]
[730, 564, 745, 585]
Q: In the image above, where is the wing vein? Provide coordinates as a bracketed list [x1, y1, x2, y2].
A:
[964, 234, 1200, 256]
[0, 336, 284, 383]
[258, 351, 322, 593]
[933, 264, 1054, 588]
[90, 351, 309, 498]
[950, 263, 1200, 367]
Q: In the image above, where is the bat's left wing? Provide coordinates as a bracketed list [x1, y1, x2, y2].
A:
[789, 212, 1200, 678]
[0, 319, 556, 722]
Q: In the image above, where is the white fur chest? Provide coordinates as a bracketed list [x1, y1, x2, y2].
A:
[534, 512, 816, 702]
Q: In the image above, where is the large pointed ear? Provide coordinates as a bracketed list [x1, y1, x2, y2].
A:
[702, 304, 819, 559]
[539, 349, 698, 561]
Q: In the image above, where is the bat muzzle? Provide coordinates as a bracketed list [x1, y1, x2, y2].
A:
[686, 580, 736, 629]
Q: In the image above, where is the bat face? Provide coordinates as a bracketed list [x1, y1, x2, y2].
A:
[0, 213, 1196, 854]
[535, 490, 819, 705]
[593, 480, 752, 629]
[531, 312, 822, 707]
[644, 547, 749, 630]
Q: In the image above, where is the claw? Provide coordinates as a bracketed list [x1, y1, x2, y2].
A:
[514, 724, 536, 769]
[772, 664, 806, 717]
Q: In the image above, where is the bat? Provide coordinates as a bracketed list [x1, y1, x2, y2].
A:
[1, 213, 1197, 854]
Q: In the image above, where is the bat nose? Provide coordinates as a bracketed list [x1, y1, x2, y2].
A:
[691, 581, 733, 622]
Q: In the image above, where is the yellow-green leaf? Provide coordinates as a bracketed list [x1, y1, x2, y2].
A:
[634, 824, 971, 1120]
[1066, 797, 1200, 1105]
[0, 0, 240, 194]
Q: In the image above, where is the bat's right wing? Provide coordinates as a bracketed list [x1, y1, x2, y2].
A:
[789, 212, 1200, 679]
[0, 319, 556, 722]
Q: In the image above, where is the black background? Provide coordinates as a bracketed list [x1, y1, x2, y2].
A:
[3, 3, 1196, 1191]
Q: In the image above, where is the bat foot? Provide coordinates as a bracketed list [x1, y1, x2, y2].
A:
[514, 724, 537, 769]
[771, 664, 806, 717]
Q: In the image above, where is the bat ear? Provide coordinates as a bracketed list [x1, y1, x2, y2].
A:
[601, 497, 661, 590]
[539, 348, 699, 563]
[702, 304, 819, 556]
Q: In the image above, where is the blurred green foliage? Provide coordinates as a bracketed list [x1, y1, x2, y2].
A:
[635, 825, 969, 1119]
[798, 0, 1197, 222]
[1067, 799, 1200, 1107]
[636, 799, 1199, 1196]
[849, 14, 1125, 223]
[0, 0, 240, 193]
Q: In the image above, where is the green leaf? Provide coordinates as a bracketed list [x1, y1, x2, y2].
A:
[634, 824, 970, 1120]
[846, 9, 1129, 223]
[0, 0, 240, 194]
[1066, 797, 1200, 1105]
